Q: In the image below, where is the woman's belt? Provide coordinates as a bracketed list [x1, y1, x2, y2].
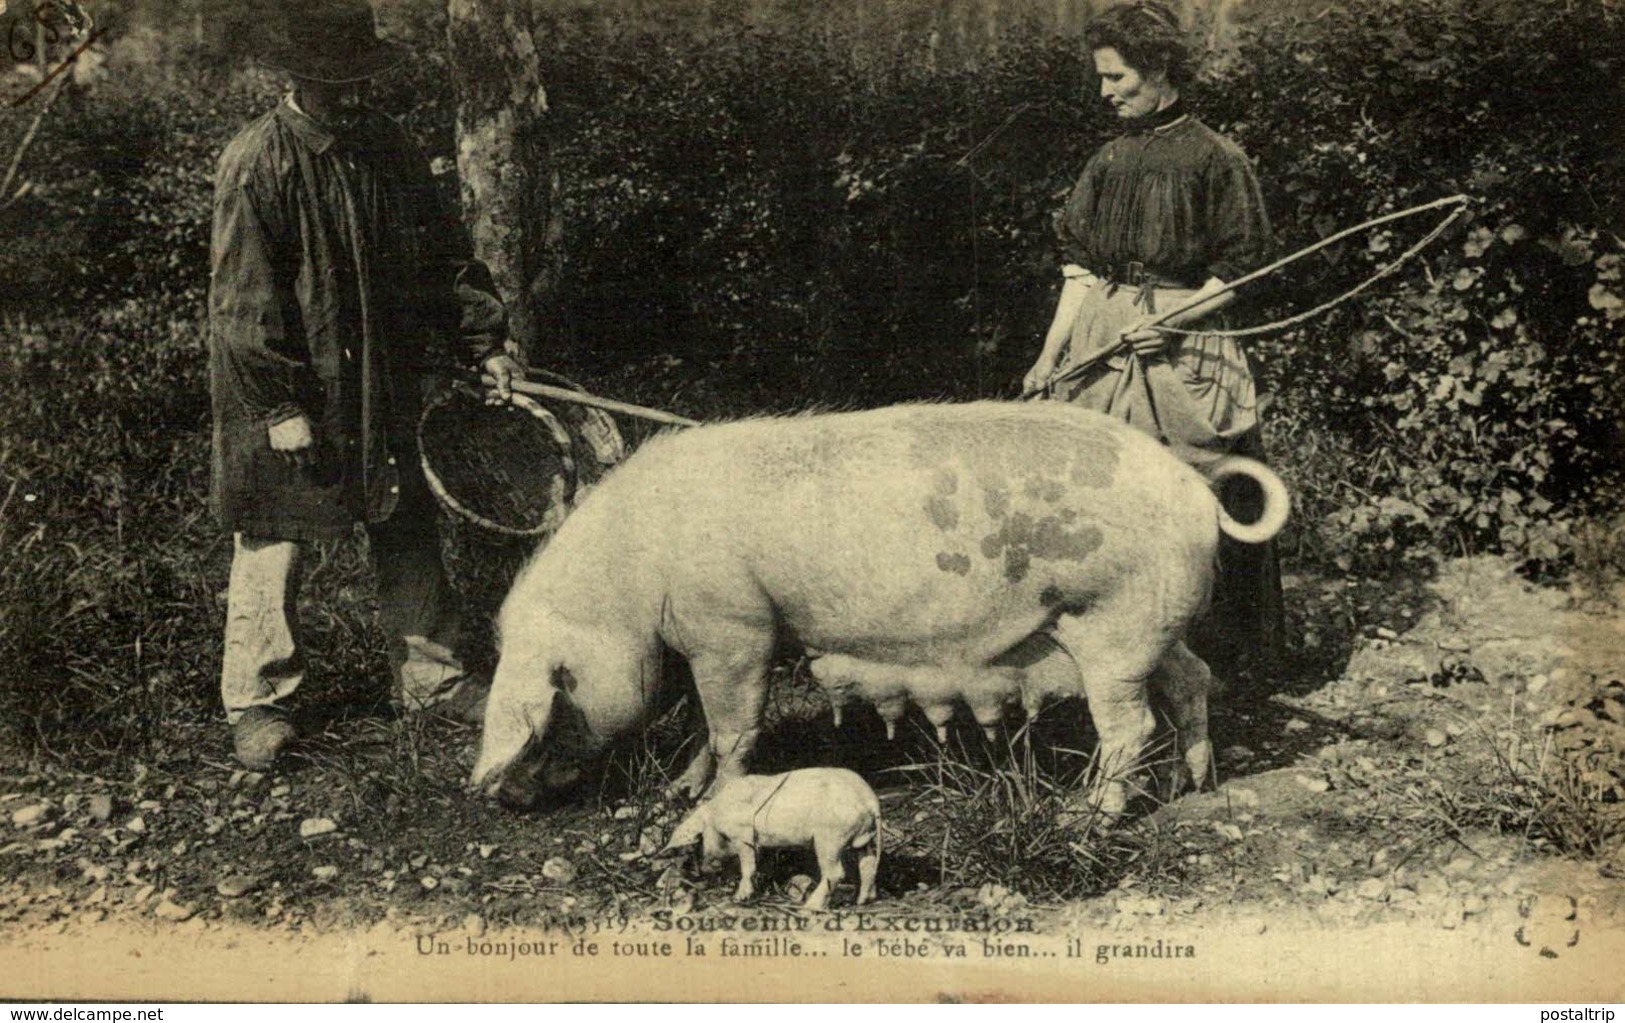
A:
[1097, 261, 1198, 312]
[1098, 261, 1197, 290]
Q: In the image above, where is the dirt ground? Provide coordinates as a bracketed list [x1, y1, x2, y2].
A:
[2, 555, 1622, 999]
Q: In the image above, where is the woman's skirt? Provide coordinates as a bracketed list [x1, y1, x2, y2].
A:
[1048, 278, 1285, 679]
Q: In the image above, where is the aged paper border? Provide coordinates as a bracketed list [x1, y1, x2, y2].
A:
[1, 912, 1623, 1002]
[3, 0, 1623, 1005]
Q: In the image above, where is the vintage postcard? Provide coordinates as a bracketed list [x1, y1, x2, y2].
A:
[1, 0, 1621, 1003]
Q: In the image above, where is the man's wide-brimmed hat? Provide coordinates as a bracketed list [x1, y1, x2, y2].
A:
[255, 0, 408, 84]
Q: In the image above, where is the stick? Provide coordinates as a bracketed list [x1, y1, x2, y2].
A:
[9, 26, 104, 110]
[1026, 194, 1471, 398]
[0, 72, 70, 211]
[507, 379, 701, 428]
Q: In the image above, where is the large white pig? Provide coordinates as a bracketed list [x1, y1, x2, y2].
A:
[469, 401, 1287, 815]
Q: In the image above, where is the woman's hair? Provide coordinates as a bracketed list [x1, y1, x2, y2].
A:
[1085, 2, 1193, 87]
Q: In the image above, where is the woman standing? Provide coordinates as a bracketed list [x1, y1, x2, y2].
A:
[1025, 0, 1283, 676]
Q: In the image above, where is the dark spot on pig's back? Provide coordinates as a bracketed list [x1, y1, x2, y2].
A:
[980, 511, 1104, 584]
[923, 470, 961, 532]
[1024, 477, 1066, 503]
[980, 512, 1035, 583]
[1032, 517, 1103, 563]
[1004, 547, 1031, 583]
[925, 496, 959, 532]
[980, 533, 1004, 562]
[936, 552, 972, 576]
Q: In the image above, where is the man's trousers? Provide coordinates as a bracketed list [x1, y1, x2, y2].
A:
[219, 508, 473, 722]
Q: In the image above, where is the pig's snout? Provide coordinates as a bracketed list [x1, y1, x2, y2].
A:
[470, 676, 605, 803]
[468, 737, 531, 799]
[468, 669, 554, 798]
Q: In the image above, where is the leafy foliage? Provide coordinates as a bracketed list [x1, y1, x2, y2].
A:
[1209, 0, 1625, 571]
[535, 11, 1098, 407]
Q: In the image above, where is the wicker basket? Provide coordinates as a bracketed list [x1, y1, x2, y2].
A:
[418, 371, 625, 538]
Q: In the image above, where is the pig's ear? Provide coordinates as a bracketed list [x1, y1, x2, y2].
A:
[663, 807, 706, 851]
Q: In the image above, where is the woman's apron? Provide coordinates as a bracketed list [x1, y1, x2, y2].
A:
[1049, 277, 1285, 677]
[1051, 277, 1260, 469]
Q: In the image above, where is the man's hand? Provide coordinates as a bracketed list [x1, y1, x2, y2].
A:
[480, 352, 524, 405]
[268, 414, 316, 468]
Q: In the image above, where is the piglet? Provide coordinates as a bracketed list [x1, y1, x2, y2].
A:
[663, 767, 880, 911]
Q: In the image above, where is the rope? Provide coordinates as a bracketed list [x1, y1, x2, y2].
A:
[1036, 194, 1471, 396]
[1154, 197, 1470, 338]
[745, 773, 794, 850]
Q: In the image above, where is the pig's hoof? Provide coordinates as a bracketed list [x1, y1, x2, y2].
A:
[664, 778, 702, 803]
[666, 753, 715, 803]
[732, 887, 756, 904]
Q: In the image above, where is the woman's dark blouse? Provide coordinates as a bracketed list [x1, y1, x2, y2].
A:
[1056, 114, 1270, 286]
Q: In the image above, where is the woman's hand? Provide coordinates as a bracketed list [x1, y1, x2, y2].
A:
[1027, 273, 1091, 397]
[1120, 277, 1230, 358]
[1120, 320, 1171, 358]
[1023, 353, 1059, 397]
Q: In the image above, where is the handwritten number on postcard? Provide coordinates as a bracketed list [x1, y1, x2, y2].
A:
[4, 0, 99, 106]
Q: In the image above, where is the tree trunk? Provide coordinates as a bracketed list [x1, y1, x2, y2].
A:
[445, 0, 564, 363]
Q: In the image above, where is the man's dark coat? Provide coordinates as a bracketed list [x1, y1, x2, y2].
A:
[209, 97, 505, 541]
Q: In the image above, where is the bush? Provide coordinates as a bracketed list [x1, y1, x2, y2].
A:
[0, 310, 220, 759]
[1210, 0, 1625, 571]
[538, 17, 1096, 407]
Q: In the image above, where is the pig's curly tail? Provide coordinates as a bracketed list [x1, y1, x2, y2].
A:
[1203, 457, 1290, 545]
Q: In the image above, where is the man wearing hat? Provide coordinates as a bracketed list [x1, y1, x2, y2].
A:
[209, 0, 525, 769]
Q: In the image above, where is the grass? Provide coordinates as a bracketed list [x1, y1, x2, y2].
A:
[885, 721, 1182, 903]
[1324, 704, 1624, 866]
[1480, 728, 1623, 861]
